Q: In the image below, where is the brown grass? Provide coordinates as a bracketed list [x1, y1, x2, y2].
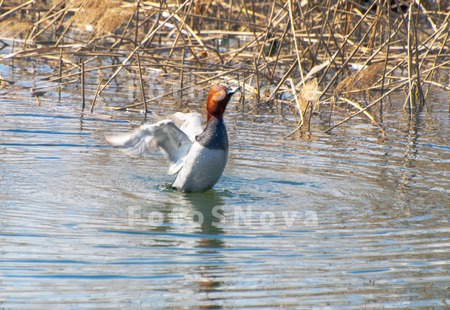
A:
[334, 62, 386, 99]
[0, 0, 449, 135]
[0, 18, 33, 37]
[65, 0, 134, 35]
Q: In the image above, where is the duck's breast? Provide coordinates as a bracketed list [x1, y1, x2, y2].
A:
[172, 142, 228, 192]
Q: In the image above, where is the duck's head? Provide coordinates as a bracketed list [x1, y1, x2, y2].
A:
[206, 84, 240, 121]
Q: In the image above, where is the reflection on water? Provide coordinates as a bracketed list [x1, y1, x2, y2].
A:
[1, 64, 450, 308]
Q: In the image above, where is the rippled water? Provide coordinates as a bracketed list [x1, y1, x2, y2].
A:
[1, 61, 450, 308]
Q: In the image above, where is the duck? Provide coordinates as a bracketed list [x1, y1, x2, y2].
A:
[106, 84, 240, 192]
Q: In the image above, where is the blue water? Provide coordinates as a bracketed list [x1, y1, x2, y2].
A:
[1, 64, 450, 308]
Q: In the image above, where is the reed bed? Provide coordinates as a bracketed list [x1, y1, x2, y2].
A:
[1, 0, 449, 136]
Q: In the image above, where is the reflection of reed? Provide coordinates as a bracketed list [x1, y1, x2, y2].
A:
[183, 190, 226, 307]
[1, 0, 449, 135]
[184, 190, 226, 236]
[394, 107, 421, 212]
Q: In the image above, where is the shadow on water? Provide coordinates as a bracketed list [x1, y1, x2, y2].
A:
[183, 190, 226, 236]
[133, 186, 227, 236]
[124, 188, 228, 304]
[183, 191, 226, 304]
[392, 106, 428, 217]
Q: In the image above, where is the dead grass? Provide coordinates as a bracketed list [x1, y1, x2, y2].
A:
[334, 62, 386, 99]
[65, 0, 134, 35]
[0, 0, 449, 136]
[0, 18, 33, 38]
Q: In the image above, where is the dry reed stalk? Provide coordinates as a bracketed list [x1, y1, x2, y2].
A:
[80, 60, 85, 110]
[334, 62, 385, 99]
[136, 51, 147, 113]
[257, 0, 277, 58]
[268, 17, 290, 84]
[0, 19, 34, 38]
[135, 0, 140, 45]
[405, 4, 416, 112]
[340, 97, 383, 133]
[55, 14, 74, 46]
[265, 59, 298, 104]
[179, 46, 185, 104]
[319, 0, 380, 97]
[418, 12, 450, 99]
[288, 0, 305, 85]
[284, 78, 315, 138]
[0, 0, 36, 22]
[423, 30, 450, 97]
[90, 80, 102, 113]
[253, 56, 260, 104]
[324, 80, 410, 135]
[1, 0, 449, 135]
[97, 0, 192, 95]
[25, 1, 66, 42]
[45, 63, 127, 84]
[107, 66, 241, 111]
[58, 49, 63, 84]
[411, 7, 425, 109]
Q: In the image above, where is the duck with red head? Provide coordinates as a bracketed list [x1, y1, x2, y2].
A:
[206, 84, 237, 121]
[106, 84, 240, 193]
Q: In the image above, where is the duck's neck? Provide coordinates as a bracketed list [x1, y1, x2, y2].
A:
[196, 116, 228, 150]
[206, 113, 223, 122]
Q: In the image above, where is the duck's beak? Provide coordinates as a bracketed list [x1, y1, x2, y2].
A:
[226, 86, 240, 96]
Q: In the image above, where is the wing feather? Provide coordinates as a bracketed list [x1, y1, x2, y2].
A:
[105, 120, 195, 174]
[170, 112, 204, 140]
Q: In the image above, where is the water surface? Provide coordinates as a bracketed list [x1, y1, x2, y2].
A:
[1, 63, 450, 308]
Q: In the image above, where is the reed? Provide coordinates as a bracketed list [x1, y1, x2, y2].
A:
[0, 0, 449, 135]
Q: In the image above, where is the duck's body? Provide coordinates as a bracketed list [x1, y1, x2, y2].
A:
[106, 85, 239, 192]
[172, 116, 229, 192]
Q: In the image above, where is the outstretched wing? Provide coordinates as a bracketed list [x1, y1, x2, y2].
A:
[170, 112, 204, 141]
[105, 120, 194, 175]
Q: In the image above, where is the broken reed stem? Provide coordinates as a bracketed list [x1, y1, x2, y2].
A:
[340, 97, 383, 134]
[284, 78, 304, 138]
[58, 49, 63, 85]
[253, 56, 260, 104]
[269, 17, 290, 84]
[90, 80, 102, 113]
[136, 51, 147, 113]
[164, 21, 183, 72]
[80, 60, 85, 110]
[284, 102, 310, 139]
[255, 0, 277, 80]
[241, 72, 246, 111]
[289, 78, 302, 122]
[180, 46, 185, 105]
